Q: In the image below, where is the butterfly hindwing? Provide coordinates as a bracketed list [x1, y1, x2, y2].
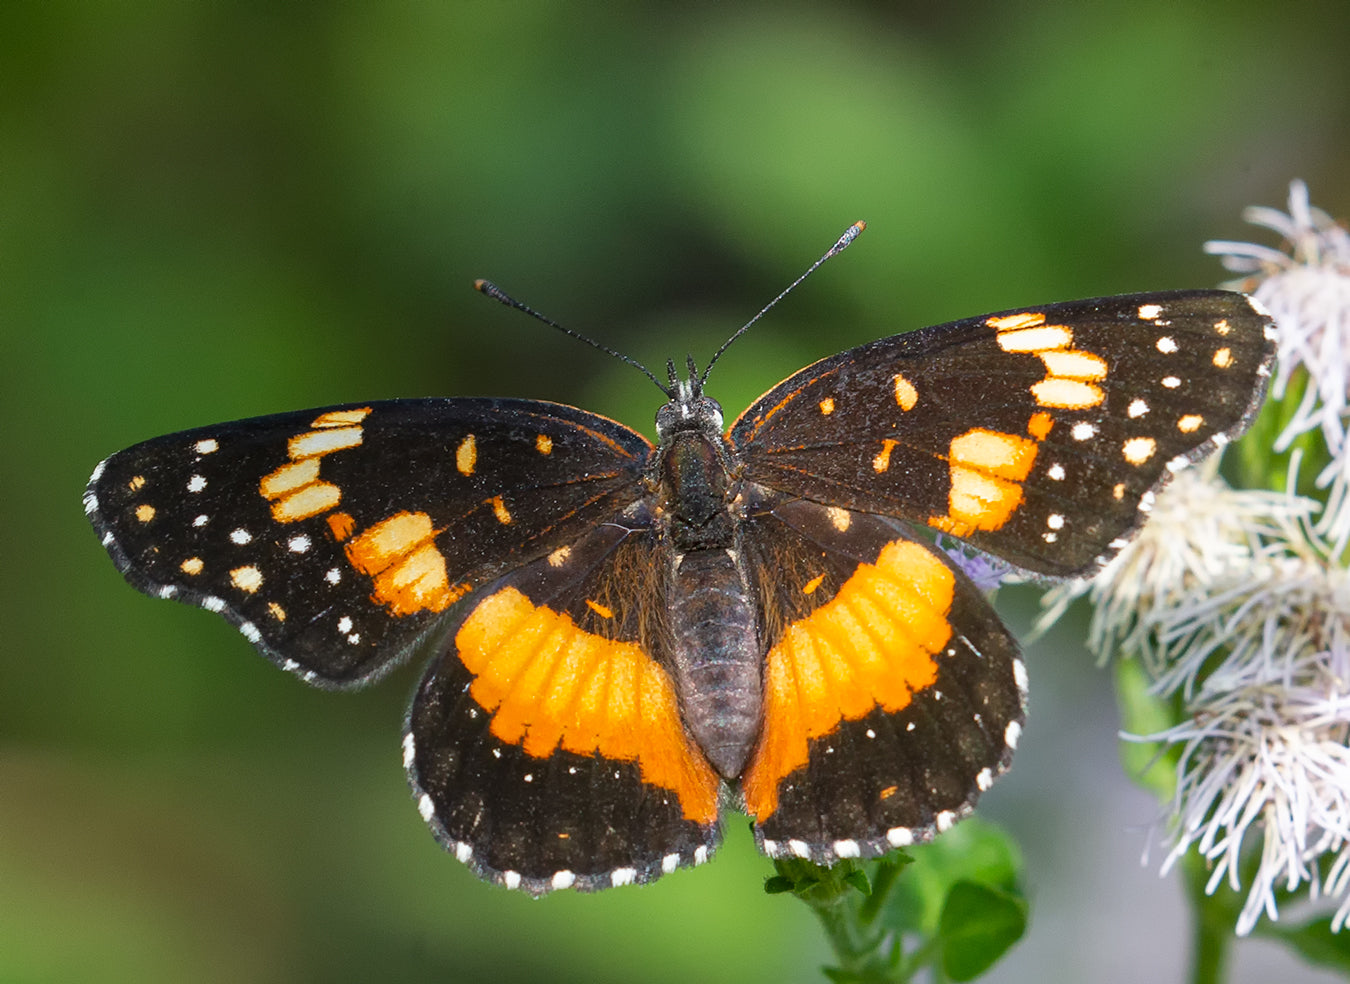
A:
[730, 290, 1275, 576]
[85, 399, 651, 686]
[406, 517, 723, 894]
[736, 495, 1025, 860]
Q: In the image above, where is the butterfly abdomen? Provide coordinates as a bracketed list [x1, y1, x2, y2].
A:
[655, 423, 763, 779]
[666, 546, 762, 779]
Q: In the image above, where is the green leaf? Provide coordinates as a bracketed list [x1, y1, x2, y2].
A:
[1114, 657, 1182, 802]
[937, 881, 1029, 982]
[885, 818, 1023, 934]
[1261, 916, 1350, 974]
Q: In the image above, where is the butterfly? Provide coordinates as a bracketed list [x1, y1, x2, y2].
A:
[85, 224, 1275, 894]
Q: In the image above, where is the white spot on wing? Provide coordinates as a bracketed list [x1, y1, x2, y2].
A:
[887, 827, 914, 848]
[976, 768, 994, 791]
[230, 528, 252, 545]
[418, 794, 434, 821]
[1004, 720, 1022, 750]
[611, 867, 637, 887]
[502, 871, 521, 891]
[551, 870, 576, 891]
[1071, 422, 1096, 441]
[239, 621, 261, 643]
[187, 474, 206, 493]
[402, 732, 416, 768]
[936, 810, 956, 832]
[833, 839, 861, 859]
[662, 853, 679, 874]
[455, 842, 473, 863]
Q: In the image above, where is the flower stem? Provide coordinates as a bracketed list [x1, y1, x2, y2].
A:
[1184, 851, 1233, 984]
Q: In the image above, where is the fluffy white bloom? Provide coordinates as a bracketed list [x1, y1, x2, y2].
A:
[1040, 181, 1350, 935]
[1206, 180, 1350, 485]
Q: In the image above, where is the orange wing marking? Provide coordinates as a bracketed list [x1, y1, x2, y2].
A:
[743, 540, 954, 819]
[989, 314, 1106, 410]
[345, 511, 466, 616]
[456, 587, 720, 824]
[928, 428, 1038, 536]
[259, 407, 372, 523]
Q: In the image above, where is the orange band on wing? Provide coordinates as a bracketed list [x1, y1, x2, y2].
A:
[742, 540, 954, 820]
[455, 587, 721, 824]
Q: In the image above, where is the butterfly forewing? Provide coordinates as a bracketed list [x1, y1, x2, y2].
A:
[730, 290, 1275, 576]
[86, 398, 651, 686]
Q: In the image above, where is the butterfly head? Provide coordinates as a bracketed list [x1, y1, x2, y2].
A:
[656, 354, 724, 440]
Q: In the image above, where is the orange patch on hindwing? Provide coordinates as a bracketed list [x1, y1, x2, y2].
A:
[456, 587, 720, 823]
[742, 540, 955, 819]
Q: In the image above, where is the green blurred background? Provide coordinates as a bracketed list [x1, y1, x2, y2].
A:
[5, 3, 1350, 982]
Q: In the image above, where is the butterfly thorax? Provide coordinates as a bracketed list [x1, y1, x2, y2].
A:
[652, 386, 762, 779]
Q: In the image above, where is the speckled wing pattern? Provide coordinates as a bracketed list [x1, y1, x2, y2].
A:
[86, 288, 1275, 894]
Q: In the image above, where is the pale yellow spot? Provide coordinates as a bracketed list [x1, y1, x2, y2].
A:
[311, 407, 371, 428]
[949, 429, 1038, 480]
[267, 602, 286, 621]
[194, 439, 218, 454]
[586, 599, 615, 619]
[548, 545, 572, 567]
[996, 325, 1073, 353]
[1214, 319, 1232, 336]
[1213, 347, 1234, 368]
[928, 427, 1039, 535]
[259, 458, 321, 499]
[827, 506, 851, 532]
[1039, 349, 1107, 380]
[930, 467, 1024, 535]
[893, 374, 918, 411]
[1122, 436, 1157, 465]
[819, 396, 835, 415]
[987, 311, 1046, 331]
[1138, 303, 1163, 320]
[128, 475, 146, 491]
[180, 557, 204, 576]
[288, 426, 364, 459]
[536, 434, 553, 455]
[1031, 378, 1104, 410]
[490, 495, 512, 525]
[1112, 483, 1127, 500]
[872, 438, 898, 473]
[230, 565, 263, 594]
[1177, 414, 1204, 433]
[135, 504, 155, 523]
[345, 511, 462, 616]
[457, 434, 477, 476]
[271, 482, 341, 522]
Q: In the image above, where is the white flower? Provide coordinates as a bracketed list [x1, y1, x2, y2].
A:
[1035, 462, 1312, 687]
[1206, 180, 1350, 485]
[1146, 566, 1350, 935]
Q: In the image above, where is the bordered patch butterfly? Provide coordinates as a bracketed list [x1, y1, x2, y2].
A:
[85, 223, 1276, 894]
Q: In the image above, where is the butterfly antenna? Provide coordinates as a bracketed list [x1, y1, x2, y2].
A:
[474, 279, 670, 396]
[700, 220, 865, 387]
